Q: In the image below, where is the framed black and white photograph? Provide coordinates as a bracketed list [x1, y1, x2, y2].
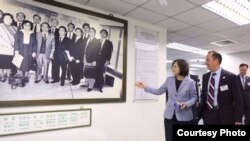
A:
[0, 0, 127, 106]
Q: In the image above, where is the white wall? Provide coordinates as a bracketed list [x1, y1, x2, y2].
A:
[222, 51, 250, 76]
[0, 1, 167, 141]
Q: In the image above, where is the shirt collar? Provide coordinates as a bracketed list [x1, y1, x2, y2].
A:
[212, 67, 222, 76]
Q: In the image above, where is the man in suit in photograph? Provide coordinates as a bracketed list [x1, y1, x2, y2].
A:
[79, 23, 90, 80]
[82, 23, 90, 41]
[50, 19, 59, 81]
[95, 29, 113, 92]
[199, 50, 243, 124]
[237, 63, 250, 124]
[13, 12, 26, 30]
[34, 22, 55, 84]
[50, 26, 69, 86]
[11, 12, 26, 76]
[82, 27, 101, 91]
[69, 28, 85, 85]
[66, 22, 76, 80]
[32, 14, 41, 33]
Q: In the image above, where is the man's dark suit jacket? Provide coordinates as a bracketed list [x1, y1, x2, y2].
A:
[200, 69, 243, 124]
[237, 75, 250, 108]
[70, 37, 85, 61]
[54, 36, 70, 63]
[97, 39, 113, 66]
[85, 38, 100, 63]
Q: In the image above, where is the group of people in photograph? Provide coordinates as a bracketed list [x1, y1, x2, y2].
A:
[136, 50, 250, 141]
[0, 10, 113, 92]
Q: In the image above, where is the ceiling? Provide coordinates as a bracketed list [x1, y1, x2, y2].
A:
[69, 0, 250, 63]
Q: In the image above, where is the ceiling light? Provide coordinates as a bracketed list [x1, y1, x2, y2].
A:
[202, 0, 250, 25]
[189, 68, 199, 71]
[159, 0, 168, 8]
[189, 59, 206, 62]
[190, 64, 207, 68]
[166, 60, 173, 63]
[166, 42, 208, 55]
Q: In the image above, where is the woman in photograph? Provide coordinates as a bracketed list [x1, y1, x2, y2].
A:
[0, 10, 4, 23]
[14, 20, 36, 82]
[0, 13, 17, 82]
[135, 59, 197, 141]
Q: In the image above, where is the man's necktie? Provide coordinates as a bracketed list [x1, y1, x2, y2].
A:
[242, 76, 246, 90]
[18, 23, 22, 30]
[207, 73, 216, 110]
[34, 24, 37, 33]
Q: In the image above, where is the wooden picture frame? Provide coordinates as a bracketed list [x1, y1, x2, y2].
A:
[0, 0, 127, 106]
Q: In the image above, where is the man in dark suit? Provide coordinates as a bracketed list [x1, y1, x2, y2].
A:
[12, 12, 26, 30]
[32, 14, 41, 33]
[66, 23, 76, 80]
[82, 23, 90, 41]
[79, 23, 90, 80]
[189, 74, 200, 124]
[50, 26, 70, 86]
[95, 29, 113, 92]
[11, 12, 26, 76]
[82, 27, 101, 91]
[199, 50, 243, 124]
[50, 19, 59, 81]
[70, 28, 84, 85]
[237, 63, 250, 124]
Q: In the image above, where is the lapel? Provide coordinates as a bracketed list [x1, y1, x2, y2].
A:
[218, 69, 227, 93]
[46, 33, 50, 48]
[237, 75, 244, 90]
[203, 72, 211, 95]
[38, 33, 43, 49]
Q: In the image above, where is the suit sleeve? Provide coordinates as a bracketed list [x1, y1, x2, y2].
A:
[94, 40, 101, 61]
[144, 78, 168, 95]
[50, 36, 55, 57]
[231, 75, 243, 122]
[198, 74, 207, 119]
[185, 81, 197, 108]
[31, 33, 37, 53]
[107, 41, 113, 62]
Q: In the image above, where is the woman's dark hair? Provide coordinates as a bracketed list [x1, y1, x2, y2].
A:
[3, 13, 14, 25]
[172, 59, 189, 76]
[0, 10, 4, 23]
[22, 20, 33, 29]
[0, 10, 3, 17]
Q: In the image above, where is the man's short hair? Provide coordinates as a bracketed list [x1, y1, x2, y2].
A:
[239, 63, 249, 68]
[208, 50, 222, 64]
